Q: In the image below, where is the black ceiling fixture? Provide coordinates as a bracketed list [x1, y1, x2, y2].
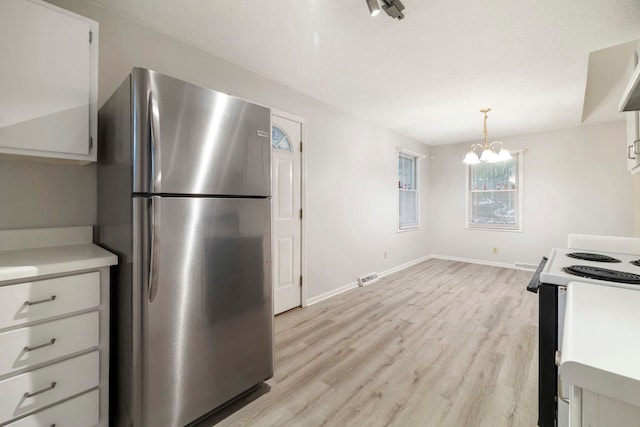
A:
[381, 0, 405, 19]
[366, 0, 405, 20]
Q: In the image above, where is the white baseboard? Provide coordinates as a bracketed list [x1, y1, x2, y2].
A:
[428, 254, 516, 270]
[304, 254, 532, 307]
[305, 281, 359, 306]
[378, 255, 433, 278]
[305, 254, 433, 307]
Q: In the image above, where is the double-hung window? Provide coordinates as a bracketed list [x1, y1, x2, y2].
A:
[398, 150, 422, 231]
[466, 151, 523, 231]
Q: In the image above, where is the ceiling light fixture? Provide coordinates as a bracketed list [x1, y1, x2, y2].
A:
[381, 0, 405, 19]
[366, 0, 381, 16]
[462, 108, 512, 165]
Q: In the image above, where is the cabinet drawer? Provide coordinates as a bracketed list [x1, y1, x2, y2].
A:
[0, 311, 98, 377]
[0, 272, 99, 330]
[0, 352, 98, 423]
[5, 389, 98, 427]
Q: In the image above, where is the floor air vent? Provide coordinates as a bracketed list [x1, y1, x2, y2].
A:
[514, 262, 538, 270]
[358, 273, 379, 287]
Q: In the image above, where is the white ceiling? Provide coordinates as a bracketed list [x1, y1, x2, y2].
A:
[89, 0, 640, 145]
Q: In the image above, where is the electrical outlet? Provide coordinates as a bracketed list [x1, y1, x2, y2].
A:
[384, 251, 388, 259]
[492, 247, 498, 254]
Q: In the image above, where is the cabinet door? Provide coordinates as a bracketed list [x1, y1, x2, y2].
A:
[0, 0, 94, 160]
[0, 352, 98, 423]
[626, 51, 640, 173]
[628, 111, 640, 173]
[5, 389, 99, 427]
[581, 388, 640, 427]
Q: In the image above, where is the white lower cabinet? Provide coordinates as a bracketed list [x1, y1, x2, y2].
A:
[0, 352, 99, 422]
[0, 269, 111, 426]
[0, 311, 99, 377]
[0, 272, 100, 330]
[0, 228, 116, 427]
[570, 386, 640, 427]
[5, 389, 99, 427]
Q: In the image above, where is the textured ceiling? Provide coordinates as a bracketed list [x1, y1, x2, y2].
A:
[88, 0, 640, 145]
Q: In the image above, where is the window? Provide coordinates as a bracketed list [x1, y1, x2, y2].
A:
[272, 126, 292, 151]
[466, 151, 523, 231]
[398, 150, 422, 231]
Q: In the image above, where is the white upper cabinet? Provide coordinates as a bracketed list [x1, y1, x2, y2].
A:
[626, 49, 640, 174]
[627, 109, 639, 173]
[0, 0, 98, 163]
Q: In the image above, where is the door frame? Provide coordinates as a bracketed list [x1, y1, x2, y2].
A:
[271, 108, 307, 309]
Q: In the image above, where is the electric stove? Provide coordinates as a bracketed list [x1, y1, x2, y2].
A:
[540, 248, 640, 290]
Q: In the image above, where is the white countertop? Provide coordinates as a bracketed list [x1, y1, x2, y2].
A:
[560, 281, 640, 407]
[0, 244, 117, 282]
[0, 226, 117, 283]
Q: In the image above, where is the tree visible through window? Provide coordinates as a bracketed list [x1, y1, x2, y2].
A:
[467, 152, 522, 231]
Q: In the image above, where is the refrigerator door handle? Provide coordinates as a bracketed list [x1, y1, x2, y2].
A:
[148, 195, 160, 302]
[148, 92, 162, 193]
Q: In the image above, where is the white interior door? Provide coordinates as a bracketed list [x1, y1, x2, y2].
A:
[272, 115, 302, 315]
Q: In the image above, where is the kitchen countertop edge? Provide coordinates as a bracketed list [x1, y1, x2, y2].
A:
[0, 243, 118, 283]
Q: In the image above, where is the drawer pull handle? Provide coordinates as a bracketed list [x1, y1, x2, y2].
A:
[24, 296, 57, 306]
[24, 338, 56, 352]
[24, 382, 56, 398]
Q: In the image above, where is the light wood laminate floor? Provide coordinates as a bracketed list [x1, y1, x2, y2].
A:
[203, 259, 538, 427]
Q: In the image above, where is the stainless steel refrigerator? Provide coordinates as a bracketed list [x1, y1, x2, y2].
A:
[96, 68, 273, 427]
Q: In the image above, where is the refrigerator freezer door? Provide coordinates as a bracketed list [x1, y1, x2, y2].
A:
[131, 68, 271, 197]
[136, 196, 273, 427]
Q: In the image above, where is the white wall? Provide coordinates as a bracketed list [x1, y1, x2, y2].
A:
[0, 158, 96, 228]
[32, 0, 430, 301]
[429, 121, 634, 266]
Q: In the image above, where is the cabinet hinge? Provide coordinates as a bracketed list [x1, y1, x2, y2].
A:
[299, 276, 303, 287]
[89, 31, 93, 44]
[299, 208, 303, 219]
[300, 142, 303, 153]
[89, 137, 93, 151]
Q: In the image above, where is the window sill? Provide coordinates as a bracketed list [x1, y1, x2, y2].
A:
[466, 224, 522, 233]
[398, 226, 419, 233]
[470, 189, 517, 193]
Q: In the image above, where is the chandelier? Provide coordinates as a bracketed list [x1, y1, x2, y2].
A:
[463, 108, 512, 164]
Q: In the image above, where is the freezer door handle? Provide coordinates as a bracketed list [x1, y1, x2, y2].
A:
[148, 195, 160, 302]
[148, 92, 162, 193]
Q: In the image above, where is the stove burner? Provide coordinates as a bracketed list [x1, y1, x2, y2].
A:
[563, 265, 640, 284]
[566, 252, 621, 263]
[631, 260, 640, 267]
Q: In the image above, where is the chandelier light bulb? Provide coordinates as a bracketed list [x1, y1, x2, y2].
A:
[498, 147, 513, 161]
[463, 151, 480, 164]
[480, 148, 498, 163]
